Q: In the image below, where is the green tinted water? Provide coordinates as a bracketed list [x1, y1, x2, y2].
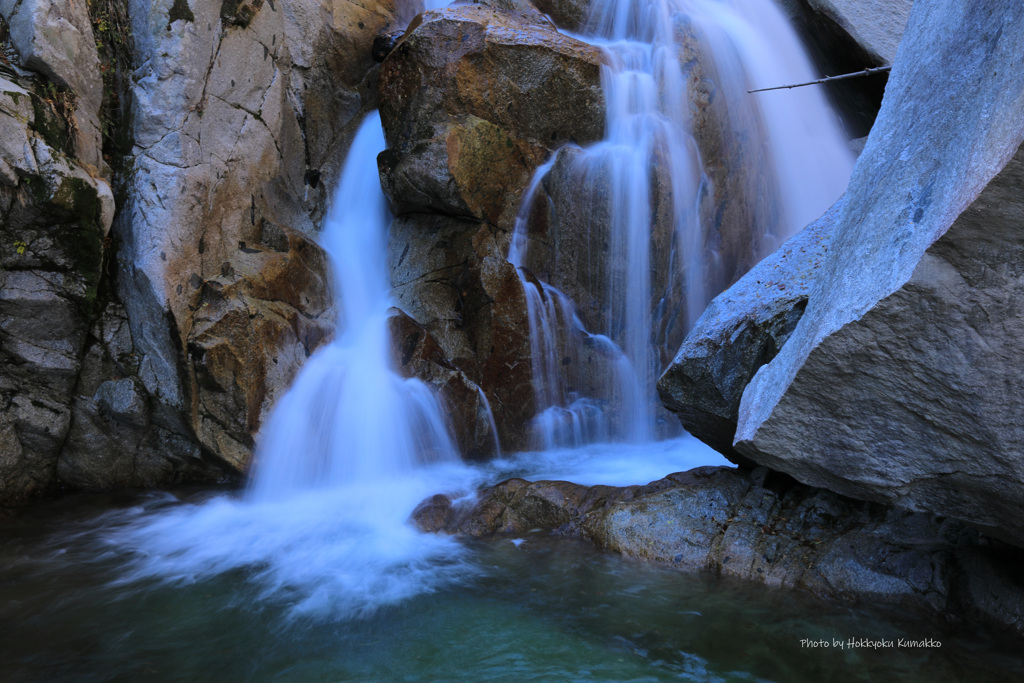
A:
[1, 489, 1021, 682]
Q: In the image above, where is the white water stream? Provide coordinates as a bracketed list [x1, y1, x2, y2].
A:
[511, 0, 854, 449]
[103, 0, 852, 620]
[108, 115, 483, 619]
[249, 114, 458, 501]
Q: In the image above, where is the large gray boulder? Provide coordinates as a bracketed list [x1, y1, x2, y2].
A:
[722, 2, 1024, 544]
[778, 0, 911, 66]
[657, 202, 839, 463]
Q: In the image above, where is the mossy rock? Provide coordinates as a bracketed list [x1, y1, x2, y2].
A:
[29, 93, 73, 155]
[51, 176, 107, 307]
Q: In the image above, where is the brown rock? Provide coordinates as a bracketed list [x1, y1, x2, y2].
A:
[110, 0, 402, 485]
[188, 229, 332, 470]
[389, 213, 535, 452]
[386, 308, 500, 458]
[531, 0, 592, 31]
[378, 3, 606, 231]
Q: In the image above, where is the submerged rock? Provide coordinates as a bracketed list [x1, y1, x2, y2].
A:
[414, 467, 1024, 636]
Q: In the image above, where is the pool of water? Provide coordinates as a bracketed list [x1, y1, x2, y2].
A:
[2, 445, 1022, 682]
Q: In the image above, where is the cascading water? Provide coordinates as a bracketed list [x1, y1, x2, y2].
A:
[511, 0, 854, 449]
[250, 113, 458, 501]
[98, 0, 849, 623]
[107, 113, 480, 619]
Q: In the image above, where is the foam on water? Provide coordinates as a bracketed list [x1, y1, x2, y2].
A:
[105, 464, 483, 619]
[487, 435, 732, 488]
[106, 112, 481, 620]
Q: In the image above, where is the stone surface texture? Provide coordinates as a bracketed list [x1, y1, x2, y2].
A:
[377, 3, 606, 231]
[109, 0, 409, 479]
[778, 0, 911, 65]
[388, 213, 535, 452]
[1, 13, 117, 502]
[378, 3, 607, 452]
[656, 202, 837, 462]
[414, 467, 1024, 637]
[1, 0, 105, 169]
[716, 1, 1024, 544]
[1, 0, 408, 503]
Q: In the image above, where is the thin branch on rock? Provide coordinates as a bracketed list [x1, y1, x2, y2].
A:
[748, 65, 892, 93]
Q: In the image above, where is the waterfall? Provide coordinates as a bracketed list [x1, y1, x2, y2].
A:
[249, 112, 458, 502]
[109, 113, 478, 619]
[511, 0, 854, 449]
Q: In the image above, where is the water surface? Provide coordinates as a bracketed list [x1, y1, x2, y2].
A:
[2, 468, 1022, 683]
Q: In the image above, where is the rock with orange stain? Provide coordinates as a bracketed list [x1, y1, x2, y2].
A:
[377, 3, 605, 231]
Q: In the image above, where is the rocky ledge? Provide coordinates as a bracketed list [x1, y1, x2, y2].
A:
[413, 466, 1024, 639]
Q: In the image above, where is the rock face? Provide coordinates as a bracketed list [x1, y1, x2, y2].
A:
[386, 307, 501, 458]
[530, 0, 590, 32]
[657, 202, 835, 462]
[378, 3, 606, 231]
[388, 213, 534, 453]
[378, 3, 607, 451]
[1, 5, 118, 503]
[775, 0, 911, 137]
[414, 467, 1024, 636]
[664, 1, 1024, 545]
[0, 0, 105, 169]
[779, 0, 911, 65]
[1, 0, 407, 503]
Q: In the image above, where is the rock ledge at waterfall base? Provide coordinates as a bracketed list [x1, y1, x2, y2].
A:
[414, 467, 1024, 639]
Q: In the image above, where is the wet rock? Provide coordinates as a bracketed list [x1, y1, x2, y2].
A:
[417, 466, 1024, 636]
[410, 493, 455, 533]
[187, 231, 331, 471]
[388, 213, 534, 452]
[386, 308, 500, 458]
[656, 203, 835, 463]
[517, 142, 697, 377]
[531, 0, 591, 31]
[377, 3, 606, 231]
[732, 2, 1024, 546]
